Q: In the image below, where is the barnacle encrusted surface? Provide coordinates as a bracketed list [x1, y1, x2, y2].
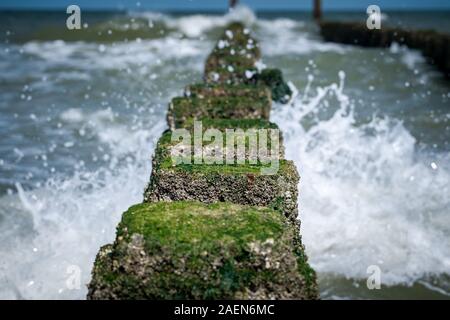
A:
[87, 202, 318, 300]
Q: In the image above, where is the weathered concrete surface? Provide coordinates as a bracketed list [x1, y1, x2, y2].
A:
[320, 21, 450, 78]
[144, 119, 295, 221]
[179, 117, 286, 159]
[88, 22, 318, 300]
[167, 95, 271, 129]
[144, 161, 299, 223]
[185, 83, 272, 100]
[87, 202, 318, 300]
[203, 22, 293, 103]
[205, 22, 261, 85]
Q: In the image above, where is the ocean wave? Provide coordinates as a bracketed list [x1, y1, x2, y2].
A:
[1, 7, 449, 299]
[0, 114, 166, 299]
[21, 37, 209, 70]
[132, 5, 257, 38]
[272, 73, 450, 289]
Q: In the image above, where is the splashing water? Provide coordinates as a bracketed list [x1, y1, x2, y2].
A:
[272, 72, 450, 298]
[0, 119, 166, 299]
[0, 7, 449, 299]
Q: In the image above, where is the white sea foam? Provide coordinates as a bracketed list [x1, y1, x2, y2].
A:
[257, 19, 347, 56]
[0, 116, 166, 299]
[60, 108, 84, 123]
[390, 42, 426, 70]
[133, 5, 256, 38]
[271, 74, 450, 287]
[22, 38, 208, 71]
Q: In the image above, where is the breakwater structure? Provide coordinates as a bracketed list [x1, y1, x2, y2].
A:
[87, 22, 318, 300]
[320, 21, 450, 78]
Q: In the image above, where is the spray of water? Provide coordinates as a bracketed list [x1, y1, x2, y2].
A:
[272, 73, 450, 288]
[1, 7, 449, 299]
[0, 114, 165, 299]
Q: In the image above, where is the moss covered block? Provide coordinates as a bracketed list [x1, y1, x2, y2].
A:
[167, 95, 271, 129]
[256, 69, 293, 104]
[204, 22, 261, 84]
[163, 118, 285, 159]
[87, 201, 318, 300]
[214, 22, 261, 60]
[181, 118, 280, 131]
[204, 48, 258, 85]
[144, 160, 299, 222]
[206, 51, 257, 71]
[204, 54, 258, 85]
[151, 118, 285, 168]
[204, 65, 259, 85]
[144, 122, 296, 222]
[185, 83, 271, 100]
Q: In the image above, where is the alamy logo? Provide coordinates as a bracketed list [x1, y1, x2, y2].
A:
[66, 5, 81, 30]
[366, 265, 382, 290]
[366, 5, 381, 30]
[170, 121, 280, 175]
[65, 265, 81, 290]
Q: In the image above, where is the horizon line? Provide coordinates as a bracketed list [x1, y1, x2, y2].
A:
[1, 7, 450, 12]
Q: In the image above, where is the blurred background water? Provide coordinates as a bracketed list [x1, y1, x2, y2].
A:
[0, 7, 449, 299]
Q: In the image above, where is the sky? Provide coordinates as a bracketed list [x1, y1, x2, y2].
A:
[0, 0, 450, 11]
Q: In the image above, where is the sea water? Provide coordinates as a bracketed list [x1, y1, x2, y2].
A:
[0, 7, 449, 299]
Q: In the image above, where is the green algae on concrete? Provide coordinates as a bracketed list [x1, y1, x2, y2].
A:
[150, 118, 284, 167]
[211, 22, 261, 61]
[181, 118, 280, 131]
[144, 122, 296, 222]
[205, 64, 259, 85]
[202, 22, 293, 103]
[204, 51, 258, 85]
[144, 160, 299, 223]
[87, 21, 319, 301]
[87, 201, 318, 300]
[204, 22, 261, 84]
[206, 51, 257, 71]
[256, 69, 293, 104]
[167, 95, 271, 129]
[158, 118, 285, 160]
[185, 83, 272, 100]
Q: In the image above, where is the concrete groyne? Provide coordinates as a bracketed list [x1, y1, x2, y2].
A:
[320, 21, 450, 78]
[87, 23, 318, 300]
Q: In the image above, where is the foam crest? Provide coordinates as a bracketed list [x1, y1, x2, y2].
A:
[22, 37, 208, 70]
[135, 5, 256, 38]
[257, 19, 347, 56]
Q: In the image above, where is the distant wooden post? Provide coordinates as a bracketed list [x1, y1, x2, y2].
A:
[229, 0, 239, 9]
[313, 0, 322, 21]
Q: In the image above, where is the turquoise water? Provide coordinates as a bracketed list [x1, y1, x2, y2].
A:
[0, 8, 449, 299]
